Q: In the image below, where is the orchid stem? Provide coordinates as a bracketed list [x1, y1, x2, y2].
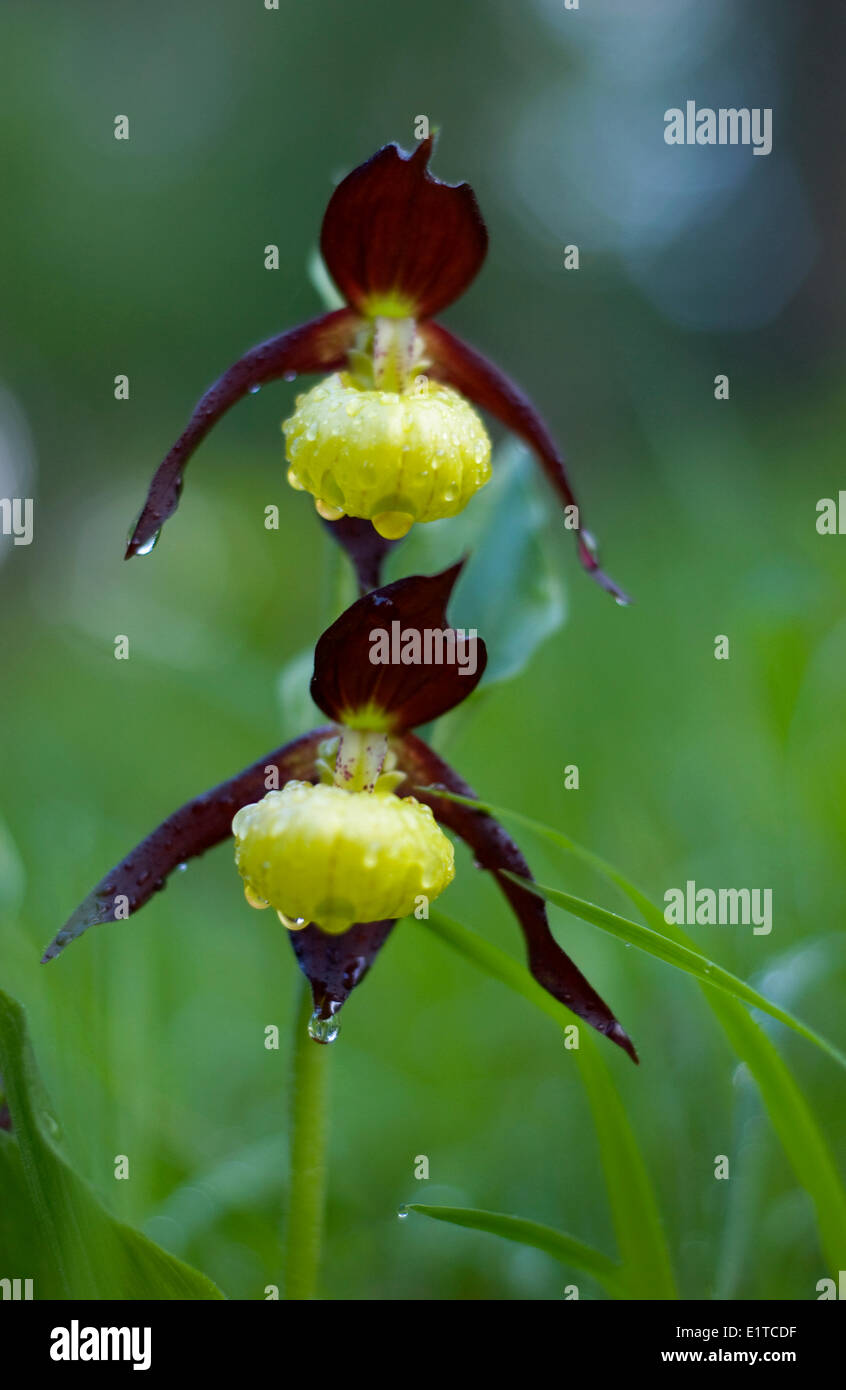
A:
[284, 979, 330, 1300]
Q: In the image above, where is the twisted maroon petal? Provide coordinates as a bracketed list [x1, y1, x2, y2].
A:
[393, 733, 637, 1062]
[125, 309, 361, 558]
[42, 728, 333, 963]
[311, 563, 486, 731]
[422, 321, 631, 604]
[289, 920, 397, 1038]
[320, 138, 488, 320]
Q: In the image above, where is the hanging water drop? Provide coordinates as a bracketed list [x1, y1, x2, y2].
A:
[308, 1011, 340, 1044]
[315, 499, 345, 522]
[276, 909, 307, 929]
[134, 528, 161, 557]
[42, 1112, 61, 1139]
[249, 384, 261, 395]
[397, 1205, 409, 1221]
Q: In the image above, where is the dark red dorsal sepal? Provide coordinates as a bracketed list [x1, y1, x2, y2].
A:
[320, 138, 488, 321]
[310, 563, 486, 733]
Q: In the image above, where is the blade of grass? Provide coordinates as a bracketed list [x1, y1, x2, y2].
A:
[422, 788, 846, 1273]
[425, 910, 677, 1298]
[406, 1204, 627, 1298]
[505, 873, 846, 1074]
[574, 1021, 677, 1298]
[420, 787, 846, 1074]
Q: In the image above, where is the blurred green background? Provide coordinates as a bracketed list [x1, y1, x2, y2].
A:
[1, 0, 844, 1299]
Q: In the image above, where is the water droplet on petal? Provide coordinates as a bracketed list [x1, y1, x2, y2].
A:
[249, 384, 261, 395]
[135, 529, 161, 556]
[277, 910, 308, 930]
[244, 885, 270, 910]
[315, 499, 345, 522]
[283, 370, 297, 383]
[308, 1011, 340, 1044]
[373, 510, 414, 540]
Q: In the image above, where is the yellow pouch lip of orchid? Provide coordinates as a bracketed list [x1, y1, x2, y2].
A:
[282, 371, 491, 539]
[232, 780, 455, 935]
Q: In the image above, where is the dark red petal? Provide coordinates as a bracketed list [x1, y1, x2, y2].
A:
[320, 515, 399, 595]
[422, 321, 631, 605]
[289, 920, 396, 1038]
[320, 139, 488, 320]
[310, 563, 486, 732]
[393, 733, 638, 1062]
[125, 309, 360, 558]
[41, 728, 334, 962]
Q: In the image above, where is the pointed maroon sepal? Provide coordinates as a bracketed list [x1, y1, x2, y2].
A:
[422, 321, 631, 605]
[393, 734, 638, 1062]
[310, 563, 486, 732]
[125, 309, 360, 558]
[320, 138, 488, 321]
[289, 920, 397, 1038]
[41, 729, 332, 962]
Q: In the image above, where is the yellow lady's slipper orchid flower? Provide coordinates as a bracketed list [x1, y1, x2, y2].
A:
[283, 370, 491, 539]
[125, 137, 628, 602]
[232, 780, 454, 934]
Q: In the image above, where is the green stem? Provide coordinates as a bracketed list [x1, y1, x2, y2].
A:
[284, 980, 330, 1300]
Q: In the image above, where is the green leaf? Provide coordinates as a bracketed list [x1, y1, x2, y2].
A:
[307, 247, 345, 311]
[0, 988, 224, 1299]
[423, 789, 846, 1274]
[450, 445, 565, 689]
[276, 645, 320, 740]
[424, 911, 677, 1298]
[396, 444, 566, 695]
[406, 1204, 627, 1299]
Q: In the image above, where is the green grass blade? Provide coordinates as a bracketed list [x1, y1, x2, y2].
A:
[406, 1204, 627, 1298]
[505, 873, 846, 1074]
[702, 987, 846, 1273]
[573, 1026, 677, 1298]
[421, 788, 846, 1273]
[424, 911, 677, 1298]
[419, 787, 846, 1073]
